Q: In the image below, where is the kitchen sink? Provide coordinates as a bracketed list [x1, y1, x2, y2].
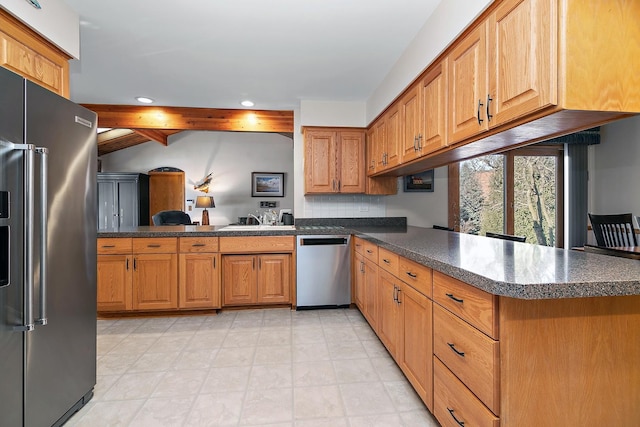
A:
[220, 225, 296, 231]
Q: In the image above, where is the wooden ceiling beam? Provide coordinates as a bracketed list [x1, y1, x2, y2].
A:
[82, 104, 294, 133]
[132, 128, 169, 146]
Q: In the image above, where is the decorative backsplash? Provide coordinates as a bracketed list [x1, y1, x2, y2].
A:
[303, 194, 386, 218]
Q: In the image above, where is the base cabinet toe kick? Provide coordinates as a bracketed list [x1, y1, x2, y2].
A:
[352, 238, 640, 427]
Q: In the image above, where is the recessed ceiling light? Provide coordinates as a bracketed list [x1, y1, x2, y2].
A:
[136, 96, 154, 104]
[240, 100, 255, 107]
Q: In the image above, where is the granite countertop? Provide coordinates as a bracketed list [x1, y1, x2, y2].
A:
[97, 221, 640, 300]
[355, 226, 640, 300]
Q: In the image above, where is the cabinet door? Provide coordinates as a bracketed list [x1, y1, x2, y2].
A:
[97, 181, 116, 230]
[487, 0, 556, 125]
[257, 254, 291, 304]
[448, 23, 489, 144]
[338, 131, 366, 193]
[377, 270, 401, 359]
[133, 253, 178, 310]
[304, 130, 337, 193]
[384, 105, 401, 169]
[373, 118, 386, 172]
[116, 180, 139, 228]
[366, 127, 377, 176]
[222, 255, 257, 305]
[363, 258, 378, 331]
[399, 283, 433, 411]
[400, 84, 422, 162]
[421, 61, 448, 154]
[353, 252, 366, 310]
[97, 254, 132, 311]
[179, 253, 220, 309]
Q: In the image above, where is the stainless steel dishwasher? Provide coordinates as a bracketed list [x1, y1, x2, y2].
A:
[296, 234, 351, 308]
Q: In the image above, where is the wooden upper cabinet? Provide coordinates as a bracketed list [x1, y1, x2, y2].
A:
[0, 10, 70, 98]
[448, 22, 489, 143]
[420, 61, 448, 155]
[339, 131, 366, 193]
[400, 83, 423, 163]
[449, 0, 555, 145]
[304, 128, 365, 194]
[384, 105, 401, 169]
[487, 0, 556, 126]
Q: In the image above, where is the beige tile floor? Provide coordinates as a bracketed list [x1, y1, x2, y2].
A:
[67, 308, 440, 426]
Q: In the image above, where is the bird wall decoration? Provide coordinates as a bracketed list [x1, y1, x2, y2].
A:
[193, 172, 213, 193]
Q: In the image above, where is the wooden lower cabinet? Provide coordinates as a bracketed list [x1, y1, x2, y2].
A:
[133, 253, 178, 310]
[362, 257, 378, 330]
[222, 254, 290, 306]
[179, 253, 220, 309]
[97, 253, 133, 311]
[397, 283, 433, 412]
[377, 270, 401, 356]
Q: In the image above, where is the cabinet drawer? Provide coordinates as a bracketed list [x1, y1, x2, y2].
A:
[97, 238, 132, 254]
[434, 304, 500, 414]
[179, 237, 219, 253]
[220, 236, 294, 253]
[362, 240, 378, 262]
[133, 237, 178, 254]
[433, 270, 498, 339]
[398, 256, 432, 298]
[434, 357, 499, 427]
[353, 237, 366, 255]
[378, 247, 399, 276]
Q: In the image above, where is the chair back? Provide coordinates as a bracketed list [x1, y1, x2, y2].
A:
[152, 210, 192, 225]
[433, 225, 454, 231]
[588, 213, 637, 247]
[485, 231, 526, 243]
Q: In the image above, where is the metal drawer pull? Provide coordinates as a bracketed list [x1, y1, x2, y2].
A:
[366, 249, 373, 254]
[101, 245, 116, 248]
[446, 293, 464, 303]
[393, 285, 398, 302]
[147, 244, 161, 248]
[191, 243, 206, 247]
[447, 408, 465, 426]
[126, 258, 129, 270]
[383, 259, 391, 264]
[477, 99, 484, 125]
[486, 94, 493, 122]
[447, 342, 465, 357]
[405, 271, 417, 278]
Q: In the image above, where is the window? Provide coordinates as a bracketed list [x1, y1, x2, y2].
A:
[450, 146, 564, 247]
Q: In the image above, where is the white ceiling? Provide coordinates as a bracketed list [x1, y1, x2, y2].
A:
[63, 0, 441, 110]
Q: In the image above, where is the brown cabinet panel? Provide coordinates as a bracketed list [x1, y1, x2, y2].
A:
[97, 254, 132, 312]
[377, 270, 401, 358]
[223, 255, 256, 305]
[149, 171, 185, 222]
[400, 84, 422, 163]
[304, 129, 336, 193]
[421, 61, 448, 154]
[97, 237, 132, 255]
[179, 237, 219, 253]
[132, 253, 178, 310]
[339, 131, 366, 193]
[179, 253, 220, 309]
[257, 254, 291, 304]
[220, 236, 294, 253]
[434, 358, 500, 427]
[133, 237, 178, 254]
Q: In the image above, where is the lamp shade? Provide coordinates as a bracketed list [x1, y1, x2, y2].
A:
[195, 196, 215, 209]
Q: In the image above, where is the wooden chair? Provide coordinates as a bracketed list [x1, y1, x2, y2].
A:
[588, 213, 637, 247]
[485, 231, 526, 243]
[583, 244, 640, 260]
[152, 210, 192, 225]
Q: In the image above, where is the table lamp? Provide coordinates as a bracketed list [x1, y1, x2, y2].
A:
[195, 196, 215, 225]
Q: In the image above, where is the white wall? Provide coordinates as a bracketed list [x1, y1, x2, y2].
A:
[588, 115, 640, 218]
[385, 166, 449, 227]
[100, 131, 294, 226]
[0, 0, 79, 58]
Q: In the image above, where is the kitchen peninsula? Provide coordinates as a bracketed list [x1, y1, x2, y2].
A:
[98, 223, 640, 427]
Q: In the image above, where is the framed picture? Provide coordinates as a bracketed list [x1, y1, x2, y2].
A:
[404, 170, 434, 192]
[251, 172, 285, 197]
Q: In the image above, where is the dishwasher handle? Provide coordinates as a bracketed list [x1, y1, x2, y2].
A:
[299, 237, 348, 246]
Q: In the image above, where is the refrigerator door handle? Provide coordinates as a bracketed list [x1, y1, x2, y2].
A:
[1, 140, 36, 332]
[35, 147, 48, 326]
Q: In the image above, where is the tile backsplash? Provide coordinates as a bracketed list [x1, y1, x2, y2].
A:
[303, 194, 386, 218]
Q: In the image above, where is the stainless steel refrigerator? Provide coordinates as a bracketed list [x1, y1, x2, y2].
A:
[0, 67, 97, 426]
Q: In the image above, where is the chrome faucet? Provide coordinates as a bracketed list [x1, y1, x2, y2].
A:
[247, 213, 262, 225]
